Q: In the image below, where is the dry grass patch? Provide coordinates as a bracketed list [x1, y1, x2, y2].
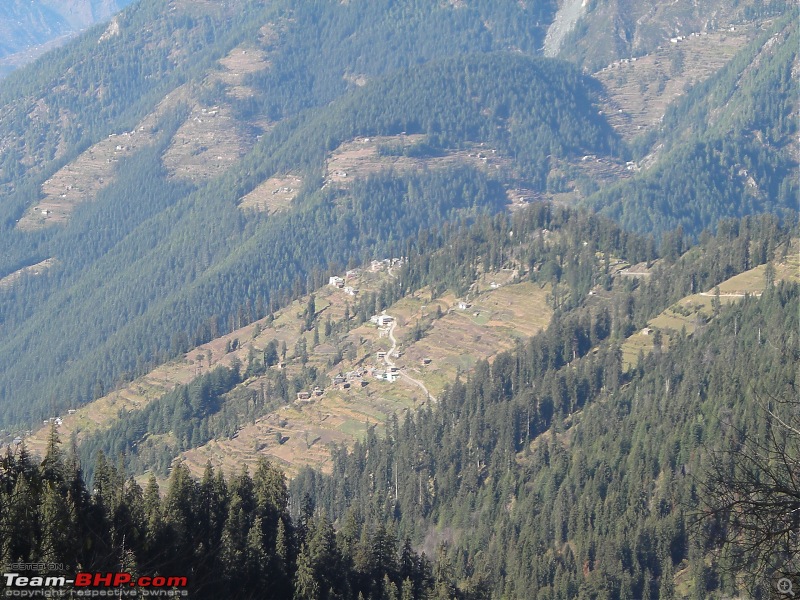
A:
[595, 27, 753, 141]
[16, 85, 198, 231]
[239, 174, 302, 213]
[213, 45, 271, 100]
[620, 248, 800, 370]
[180, 380, 418, 478]
[0, 258, 57, 289]
[24, 361, 195, 457]
[324, 135, 509, 188]
[163, 102, 251, 182]
[18, 129, 152, 230]
[398, 281, 551, 395]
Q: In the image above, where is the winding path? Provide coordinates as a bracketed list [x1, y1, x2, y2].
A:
[383, 318, 437, 403]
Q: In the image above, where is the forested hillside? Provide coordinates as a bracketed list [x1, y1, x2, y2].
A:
[3, 207, 796, 599]
[0, 51, 615, 428]
[0, 0, 794, 429]
[291, 214, 799, 599]
[584, 15, 798, 236]
[0, 1, 798, 597]
[0, 0, 133, 76]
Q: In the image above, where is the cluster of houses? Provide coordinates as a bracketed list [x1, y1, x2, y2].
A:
[373, 367, 400, 382]
[296, 387, 324, 402]
[369, 257, 406, 273]
[332, 368, 371, 389]
[329, 275, 358, 296]
[328, 363, 403, 391]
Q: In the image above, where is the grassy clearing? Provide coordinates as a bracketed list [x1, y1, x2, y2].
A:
[238, 174, 302, 213]
[324, 135, 510, 190]
[162, 101, 251, 182]
[620, 247, 800, 370]
[396, 280, 552, 397]
[0, 258, 57, 289]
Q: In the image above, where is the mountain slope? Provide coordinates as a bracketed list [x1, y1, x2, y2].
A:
[0, 0, 794, 433]
[552, 0, 791, 70]
[583, 16, 798, 236]
[0, 0, 133, 76]
[291, 218, 799, 599]
[0, 52, 616, 428]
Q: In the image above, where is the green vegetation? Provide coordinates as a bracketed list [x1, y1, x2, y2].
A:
[0, 1, 797, 598]
[584, 16, 798, 237]
[0, 443, 452, 599]
[292, 225, 799, 599]
[3, 210, 793, 599]
[0, 51, 614, 429]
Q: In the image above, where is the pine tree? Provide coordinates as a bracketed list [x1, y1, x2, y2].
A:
[294, 543, 320, 600]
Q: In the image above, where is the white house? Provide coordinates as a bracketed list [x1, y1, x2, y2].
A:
[373, 315, 394, 327]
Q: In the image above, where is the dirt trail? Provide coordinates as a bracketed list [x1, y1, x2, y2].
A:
[384, 319, 437, 403]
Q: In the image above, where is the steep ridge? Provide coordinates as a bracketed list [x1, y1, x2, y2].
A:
[0, 0, 134, 76]
[583, 16, 798, 236]
[0, 52, 616, 428]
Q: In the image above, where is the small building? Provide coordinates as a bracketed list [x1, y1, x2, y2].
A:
[376, 351, 387, 360]
[375, 315, 394, 327]
[67, 409, 76, 415]
[329, 276, 345, 288]
[641, 327, 653, 336]
[422, 357, 432, 365]
[458, 302, 471, 310]
[344, 286, 358, 296]
[332, 375, 346, 385]
[313, 387, 323, 397]
[383, 372, 399, 382]
[297, 391, 311, 401]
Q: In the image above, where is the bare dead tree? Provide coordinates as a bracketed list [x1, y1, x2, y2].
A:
[697, 367, 800, 597]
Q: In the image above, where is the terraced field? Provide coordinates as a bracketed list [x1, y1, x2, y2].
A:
[620, 244, 800, 369]
[21, 259, 553, 479]
[596, 26, 753, 142]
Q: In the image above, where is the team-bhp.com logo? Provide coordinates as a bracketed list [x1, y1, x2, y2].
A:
[3, 571, 188, 597]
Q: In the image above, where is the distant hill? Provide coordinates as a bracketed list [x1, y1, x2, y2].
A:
[0, 0, 132, 76]
[0, 1, 798, 597]
[0, 0, 794, 436]
[548, 0, 792, 70]
[584, 17, 798, 235]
